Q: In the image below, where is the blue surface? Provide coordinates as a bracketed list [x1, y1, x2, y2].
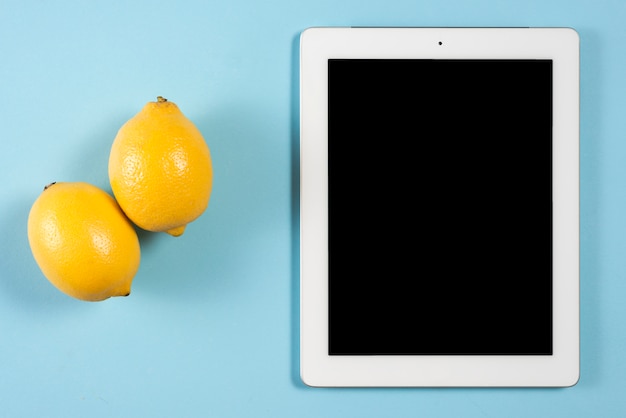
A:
[0, 0, 623, 416]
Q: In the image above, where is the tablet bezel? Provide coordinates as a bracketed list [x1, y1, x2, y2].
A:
[299, 27, 579, 387]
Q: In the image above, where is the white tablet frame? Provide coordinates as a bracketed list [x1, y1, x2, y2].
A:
[299, 27, 579, 387]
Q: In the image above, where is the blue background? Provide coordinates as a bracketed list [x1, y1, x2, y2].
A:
[0, 0, 623, 416]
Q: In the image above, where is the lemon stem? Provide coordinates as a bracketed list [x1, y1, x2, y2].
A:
[157, 96, 167, 103]
[43, 182, 56, 191]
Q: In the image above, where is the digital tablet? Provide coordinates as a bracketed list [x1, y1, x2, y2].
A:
[299, 27, 579, 387]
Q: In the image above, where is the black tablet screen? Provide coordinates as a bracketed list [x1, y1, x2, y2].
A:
[328, 59, 553, 355]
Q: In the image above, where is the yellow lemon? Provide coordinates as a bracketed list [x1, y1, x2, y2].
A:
[27, 182, 141, 301]
[108, 96, 213, 236]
